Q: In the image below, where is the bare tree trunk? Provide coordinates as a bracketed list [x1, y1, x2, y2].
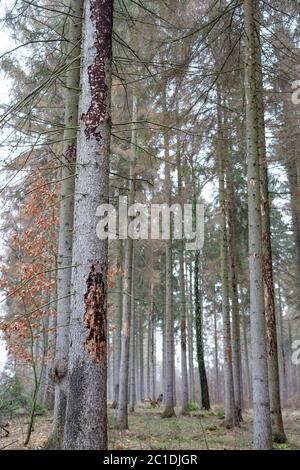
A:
[256, 48, 286, 443]
[187, 262, 195, 403]
[161, 87, 175, 418]
[176, 134, 189, 413]
[194, 252, 210, 410]
[217, 86, 236, 428]
[227, 145, 243, 417]
[117, 91, 137, 429]
[64, 0, 113, 449]
[129, 248, 136, 412]
[276, 280, 287, 402]
[47, 0, 84, 449]
[244, 0, 272, 449]
[112, 239, 123, 408]
[137, 308, 144, 402]
[213, 296, 220, 404]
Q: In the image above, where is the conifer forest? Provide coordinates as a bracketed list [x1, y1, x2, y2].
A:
[0, 0, 300, 454]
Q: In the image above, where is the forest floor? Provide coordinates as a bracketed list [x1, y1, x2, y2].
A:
[1, 405, 300, 450]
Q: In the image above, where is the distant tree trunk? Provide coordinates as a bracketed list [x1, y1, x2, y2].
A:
[137, 308, 144, 402]
[117, 91, 137, 429]
[161, 87, 175, 418]
[151, 304, 156, 400]
[43, 308, 56, 410]
[276, 280, 287, 401]
[48, 0, 84, 449]
[112, 239, 123, 408]
[244, 0, 272, 449]
[227, 145, 243, 416]
[64, 0, 113, 450]
[129, 249, 136, 412]
[194, 252, 210, 410]
[147, 282, 153, 399]
[213, 296, 220, 403]
[217, 86, 236, 428]
[187, 261, 195, 403]
[176, 134, 189, 413]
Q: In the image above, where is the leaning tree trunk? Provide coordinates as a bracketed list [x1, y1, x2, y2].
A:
[244, 0, 272, 449]
[47, 0, 84, 450]
[256, 52, 286, 442]
[64, 0, 113, 450]
[117, 91, 137, 429]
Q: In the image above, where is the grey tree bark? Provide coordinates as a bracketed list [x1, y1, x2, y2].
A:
[176, 135, 189, 413]
[112, 239, 123, 408]
[117, 91, 137, 429]
[256, 47, 286, 442]
[161, 87, 175, 418]
[47, 0, 84, 449]
[63, 0, 113, 449]
[129, 248, 136, 412]
[244, 0, 272, 449]
[187, 262, 195, 403]
[217, 86, 236, 428]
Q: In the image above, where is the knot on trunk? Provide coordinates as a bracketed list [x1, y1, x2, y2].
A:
[50, 361, 67, 383]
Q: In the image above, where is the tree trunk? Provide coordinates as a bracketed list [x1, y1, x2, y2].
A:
[117, 91, 137, 429]
[161, 87, 175, 418]
[129, 248, 136, 412]
[64, 0, 113, 449]
[138, 309, 145, 402]
[217, 86, 236, 428]
[256, 47, 286, 442]
[176, 134, 189, 413]
[187, 261, 195, 403]
[112, 239, 123, 408]
[194, 252, 210, 410]
[244, 0, 272, 449]
[227, 144, 243, 417]
[47, 0, 84, 449]
[213, 296, 220, 404]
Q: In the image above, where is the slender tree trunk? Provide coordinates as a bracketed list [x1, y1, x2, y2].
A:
[187, 262, 195, 404]
[194, 252, 210, 410]
[213, 296, 220, 404]
[112, 239, 123, 408]
[47, 0, 84, 449]
[117, 91, 137, 429]
[151, 303, 156, 400]
[129, 249, 136, 412]
[137, 308, 144, 402]
[244, 0, 272, 449]
[276, 280, 287, 402]
[162, 87, 175, 418]
[227, 144, 243, 417]
[217, 86, 236, 428]
[64, 0, 113, 449]
[176, 135, 189, 413]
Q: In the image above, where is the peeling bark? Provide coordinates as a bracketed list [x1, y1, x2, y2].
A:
[84, 265, 106, 364]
